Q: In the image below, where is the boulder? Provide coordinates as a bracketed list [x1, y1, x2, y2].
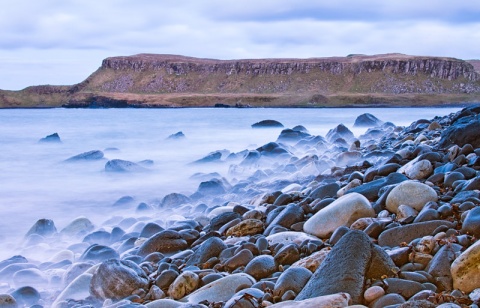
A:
[160, 193, 191, 208]
[326, 124, 355, 143]
[438, 114, 480, 148]
[451, 238, 480, 293]
[90, 259, 149, 300]
[137, 230, 188, 256]
[385, 181, 438, 213]
[354, 113, 384, 127]
[378, 220, 455, 247]
[347, 172, 407, 201]
[25, 219, 57, 237]
[303, 193, 375, 238]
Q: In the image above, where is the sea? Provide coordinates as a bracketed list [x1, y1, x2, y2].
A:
[0, 107, 460, 261]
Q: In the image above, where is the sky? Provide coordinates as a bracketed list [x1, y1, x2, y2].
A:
[1, 0, 479, 90]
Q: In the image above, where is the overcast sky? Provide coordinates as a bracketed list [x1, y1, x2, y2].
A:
[1, 0, 479, 90]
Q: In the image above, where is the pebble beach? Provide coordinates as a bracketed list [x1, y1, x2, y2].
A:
[2, 105, 480, 308]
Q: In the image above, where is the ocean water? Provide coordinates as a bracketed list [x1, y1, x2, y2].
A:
[0, 107, 459, 261]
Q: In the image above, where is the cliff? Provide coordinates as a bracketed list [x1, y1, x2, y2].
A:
[2, 53, 480, 108]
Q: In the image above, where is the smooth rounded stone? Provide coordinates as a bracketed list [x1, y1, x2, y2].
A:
[51, 273, 92, 307]
[397, 204, 418, 222]
[146, 299, 206, 308]
[79, 244, 119, 263]
[386, 180, 438, 213]
[12, 268, 48, 289]
[451, 238, 480, 293]
[348, 172, 408, 201]
[337, 179, 362, 197]
[65, 150, 104, 162]
[326, 123, 354, 143]
[404, 160, 433, 180]
[244, 255, 276, 280]
[308, 182, 340, 200]
[182, 273, 256, 303]
[383, 278, 425, 299]
[291, 248, 330, 272]
[224, 288, 264, 308]
[224, 249, 254, 272]
[243, 209, 264, 221]
[462, 207, 480, 238]
[251, 119, 284, 128]
[60, 217, 95, 238]
[156, 269, 179, 292]
[186, 237, 226, 267]
[139, 223, 164, 238]
[378, 220, 455, 247]
[377, 163, 401, 177]
[329, 226, 350, 246]
[364, 285, 385, 303]
[90, 259, 149, 300]
[413, 209, 440, 223]
[273, 266, 312, 297]
[10, 286, 40, 306]
[160, 193, 191, 209]
[168, 271, 199, 300]
[83, 230, 111, 245]
[274, 244, 300, 265]
[63, 262, 93, 287]
[296, 230, 373, 304]
[207, 211, 240, 230]
[264, 203, 304, 235]
[304, 193, 375, 238]
[354, 113, 383, 127]
[370, 293, 406, 308]
[137, 230, 188, 257]
[425, 243, 461, 291]
[196, 179, 227, 195]
[256, 237, 268, 251]
[0, 294, 18, 307]
[25, 218, 57, 237]
[266, 231, 319, 246]
[0, 256, 28, 272]
[226, 219, 264, 237]
[444, 172, 465, 188]
[367, 245, 399, 280]
[268, 292, 351, 307]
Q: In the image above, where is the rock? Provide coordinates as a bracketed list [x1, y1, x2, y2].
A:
[257, 142, 290, 156]
[140, 223, 164, 238]
[462, 207, 480, 238]
[296, 230, 372, 304]
[367, 245, 398, 280]
[226, 219, 264, 237]
[274, 243, 300, 265]
[264, 203, 304, 235]
[90, 259, 149, 300]
[39, 132, 61, 143]
[384, 277, 425, 299]
[52, 273, 92, 307]
[167, 131, 185, 139]
[326, 124, 355, 143]
[185, 237, 226, 267]
[0, 256, 28, 271]
[79, 244, 119, 263]
[25, 218, 57, 237]
[137, 230, 188, 256]
[63, 262, 93, 286]
[196, 179, 226, 195]
[347, 172, 408, 201]
[291, 248, 331, 272]
[303, 193, 375, 238]
[385, 181, 438, 213]
[168, 271, 199, 299]
[208, 212, 241, 232]
[12, 268, 48, 289]
[309, 182, 340, 200]
[105, 159, 147, 172]
[364, 286, 385, 303]
[160, 193, 191, 208]
[438, 114, 480, 148]
[83, 230, 111, 245]
[354, 113, 383, 127]
[277, 129, 310, 143]
[223, 249, 254, 272]
[266, 231, 320, 247]
[0, 294, 18, 307]
[182, 273, 255, 303]
[244, 255, 276, 280]
[193, 151, 223, 164]
[404, 160, 433, 180]
[267, 292, 351, 307]
[451, 238, 480, 293]
[10, 286, 40, 307]
[274, 266, 312, 297]
[370, 293, 406, 308]
[60, 217, 95, 238]
[251, 120, 284, 128]
[65, 150, 104, 162]
[378, 220, 455, 247]
[426, 243, 462, 292]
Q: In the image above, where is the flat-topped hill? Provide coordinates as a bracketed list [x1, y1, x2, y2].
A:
[2, 53, 480, 108]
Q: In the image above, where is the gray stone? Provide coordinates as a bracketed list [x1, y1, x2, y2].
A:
[186, 237, 226, 267]
[137, 230, 188, 257]
[223, 249, 254, 272]
[308, 182, 340, 200]
[244, 255, 276, 280]
[25, 219, 57, 237]
[251, 120, 284, 128]
[378, 220, 455, 247]
[65, 150, 104, 162]
[274, 266, 312, 297]
[370, 293, 406, 308]
[384, 278, 425, 299]
[0, 294, 18, 308]
[386, 181, 438, 213]
[90, 259, 149, 300]
[354, 113, 383, 127]
[347, 172, 407, 201]
[79, 244, 119, 263]
[426, 244, 462, 292]
[105, 159, 147, 172]
[438, 114, 480, 149]
[462, 207, 480, 238]
[264, 203, 303, 235]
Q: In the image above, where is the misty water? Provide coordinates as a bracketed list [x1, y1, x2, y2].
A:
[0, 107, 459, 262]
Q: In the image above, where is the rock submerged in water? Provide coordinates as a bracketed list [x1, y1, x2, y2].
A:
[251, 119, 284, 128]
[65, 150, 104, 162]
[354, 113, 384, 127]
[39, 132, 61, 143]
[105, 159, 147, 172]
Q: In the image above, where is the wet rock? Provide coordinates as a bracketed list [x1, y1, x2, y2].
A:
[386, 181, 438, 213]
[168, 271, 199, 299]
[266, 231, 320, 247]
[0, 256, 28, 271]
[378, 220, 455, 247]
[63, 262, 93, 287]
[105, 159, 147, 172]
[326, 124, 355, 143]
[462, 207, 480, 238]
[451, 238, 480, 293]
[244, 255, 276, 280]
[367, 245, 398, 280]
[90, 259, 149, 300]
[79, 244, 119, 263]
[193, 151, 223, 164]
[182, 273, 256, 303]
[185, 237, 226, 267]
[137, 230, 188, 256]
[167, 131, 185, 140]
[140, 223, 164, 238]
[303, 193, 375, 238]
[160, 193, 191, 208]
[39, 132, 61, 143]
[354, 113, 383, 127]
[296, 230, 372, 303]
[208, 212, 241, 232]
[438, 114, 480, 149]
[226, 219, 264, 237]
[277, 129, 310, 143]
[426, 243, 462, 292]
[83, 230, 111, 245]
[25, 218, 57, 237]
[257, 142, 290, 156]
[155, 270, 178, 292]
[251, 120, 284, 128]
[65, 150, 104, 162]
[274, 266, 312, 297]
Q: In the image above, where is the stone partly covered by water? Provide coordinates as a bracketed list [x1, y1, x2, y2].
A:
[2, 106, 480, 307]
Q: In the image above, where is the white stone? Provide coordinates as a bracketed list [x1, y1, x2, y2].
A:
[396, 204, 418, 221]
[364, 286, 385, 303]
[52, 273, 92, 308]
[207, 206, 235, 219]
[181, 273, 255, 303]
[281, 183, 302, 194]
[303, 193, 375, 238]
[267, 292, 351, 307]
[451, 239, 480, 293]
[337, 179, 362, 197]
[404, 159, 433, 180]
[386, 180, 438, 213]
[266, 231, 320, 246]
